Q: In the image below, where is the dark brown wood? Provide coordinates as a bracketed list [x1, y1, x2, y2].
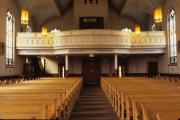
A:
[148, 62, 158, 76]
[115, 69, 119, 77]
[82, 57, 101, 86]
[79, 17, 104, 29]
[65, 70, 69, 78]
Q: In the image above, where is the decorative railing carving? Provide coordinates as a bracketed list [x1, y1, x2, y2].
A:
[16, 29, 166, 50]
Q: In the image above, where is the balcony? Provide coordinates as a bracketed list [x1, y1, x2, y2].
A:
[16, 29, 167, 55]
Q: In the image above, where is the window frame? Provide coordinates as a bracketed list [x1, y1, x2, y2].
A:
[6, 10, 15, 67]
[168, 9, 177, 64]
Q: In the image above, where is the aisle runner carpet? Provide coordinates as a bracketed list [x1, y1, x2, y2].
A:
[69, 86, 117, 120]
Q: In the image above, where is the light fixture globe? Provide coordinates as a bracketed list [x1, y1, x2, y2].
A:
[154, 7, 162, 23]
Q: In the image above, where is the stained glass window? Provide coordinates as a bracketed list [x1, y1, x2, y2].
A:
[6, 11, 15, 66]
[169, 9, 177, 64]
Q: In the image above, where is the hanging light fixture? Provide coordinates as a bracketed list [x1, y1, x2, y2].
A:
[21, 9, 29, 25]
[21, 0, 29, 25]
[42, 27, 48, 36]
[135, 24, 141, 34]
[41, 0, 48, 36]
[134, 0, 141, 34]
[154, 7, 162, 23]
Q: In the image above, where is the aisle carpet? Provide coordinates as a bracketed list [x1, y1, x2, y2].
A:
[69, 86, 117, 120]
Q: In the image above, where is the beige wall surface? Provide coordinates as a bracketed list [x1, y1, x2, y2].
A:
[44, 8, 73, 31]
[73, 0, 109, 29]
[109, 9, 136, 30]
[157, 0, 180, 74]
[0, 0, 23, 76]
[44, 3, 136, 31]
[128, 55, 160, 74]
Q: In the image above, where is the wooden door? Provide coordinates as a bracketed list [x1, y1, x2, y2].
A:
[82, 58, 101, 85]
[148, 62, 158, 76]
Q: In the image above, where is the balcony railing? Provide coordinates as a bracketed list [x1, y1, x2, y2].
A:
[16, 29, 166, 53]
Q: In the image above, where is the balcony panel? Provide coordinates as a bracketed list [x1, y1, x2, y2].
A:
[16, 29, 167, 55]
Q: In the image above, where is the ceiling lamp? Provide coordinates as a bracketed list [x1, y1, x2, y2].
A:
[21, 9, 29, 25]
[134, 0, 141, 34]
[42, 27, 48, 36]
[135, 24, 141, 35]
[154, 7, 162, 23]
[41, 0, 48, 36]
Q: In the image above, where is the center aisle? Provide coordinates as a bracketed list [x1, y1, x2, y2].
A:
[69, 86, 117, 120]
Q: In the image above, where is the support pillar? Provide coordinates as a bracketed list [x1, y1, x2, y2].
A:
[114, 54, 118, 77]
[65, 55, 69, 78]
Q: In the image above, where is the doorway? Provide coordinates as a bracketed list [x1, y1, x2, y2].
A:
[148, 62, 158, 76]
[58, 63, 65, 77]
[82, 58, 101, 85]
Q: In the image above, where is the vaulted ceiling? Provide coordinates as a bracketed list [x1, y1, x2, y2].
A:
[15, 0, 167, 30]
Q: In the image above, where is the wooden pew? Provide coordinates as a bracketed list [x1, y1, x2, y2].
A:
[101, 77, 180, 120]
[0, 77, 82, 119]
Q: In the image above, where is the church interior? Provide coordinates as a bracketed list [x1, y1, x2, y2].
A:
[0, 0, 180, 119]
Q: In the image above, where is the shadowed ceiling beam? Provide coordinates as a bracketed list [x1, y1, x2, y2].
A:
[108, 0, 127, 16]
[54, 0, 73, 16]
[118, 0, 127, 15]
[109, 0, 118, 14]
[54, 0, 63, 16]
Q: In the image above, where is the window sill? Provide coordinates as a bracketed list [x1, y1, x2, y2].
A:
[6, 66, 15, 68]
[168, 63, 177, 66]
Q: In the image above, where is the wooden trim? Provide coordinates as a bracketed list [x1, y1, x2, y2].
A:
[0, 75, 22, 80]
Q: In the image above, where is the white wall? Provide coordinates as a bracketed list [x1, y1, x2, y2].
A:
[44, 58, 59, 74]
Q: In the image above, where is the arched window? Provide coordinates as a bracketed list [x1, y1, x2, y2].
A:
[121, 28, 132, 32]
[50, 28, 60, 33]
[6, 10, 15, 66]
[169, 9, 177, 64]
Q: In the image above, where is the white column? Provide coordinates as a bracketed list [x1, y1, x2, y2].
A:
[114, 54, 118, 69]
[62, 66, 65, 78]
[119, 66, 122, 77]
[65, 55, 68, 71]
[65, 55, 69, 77]
[114, 54, 118, 76]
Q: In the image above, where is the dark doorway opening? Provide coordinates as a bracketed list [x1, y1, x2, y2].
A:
[148, 62, 158, 77]
[82, 57, 101, 86]
[118, 56, 129, 76]
[79, 17, 104, 29]
[58, 63, 65, 77]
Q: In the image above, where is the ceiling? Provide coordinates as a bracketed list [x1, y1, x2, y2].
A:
[15, 0, 167, 30]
